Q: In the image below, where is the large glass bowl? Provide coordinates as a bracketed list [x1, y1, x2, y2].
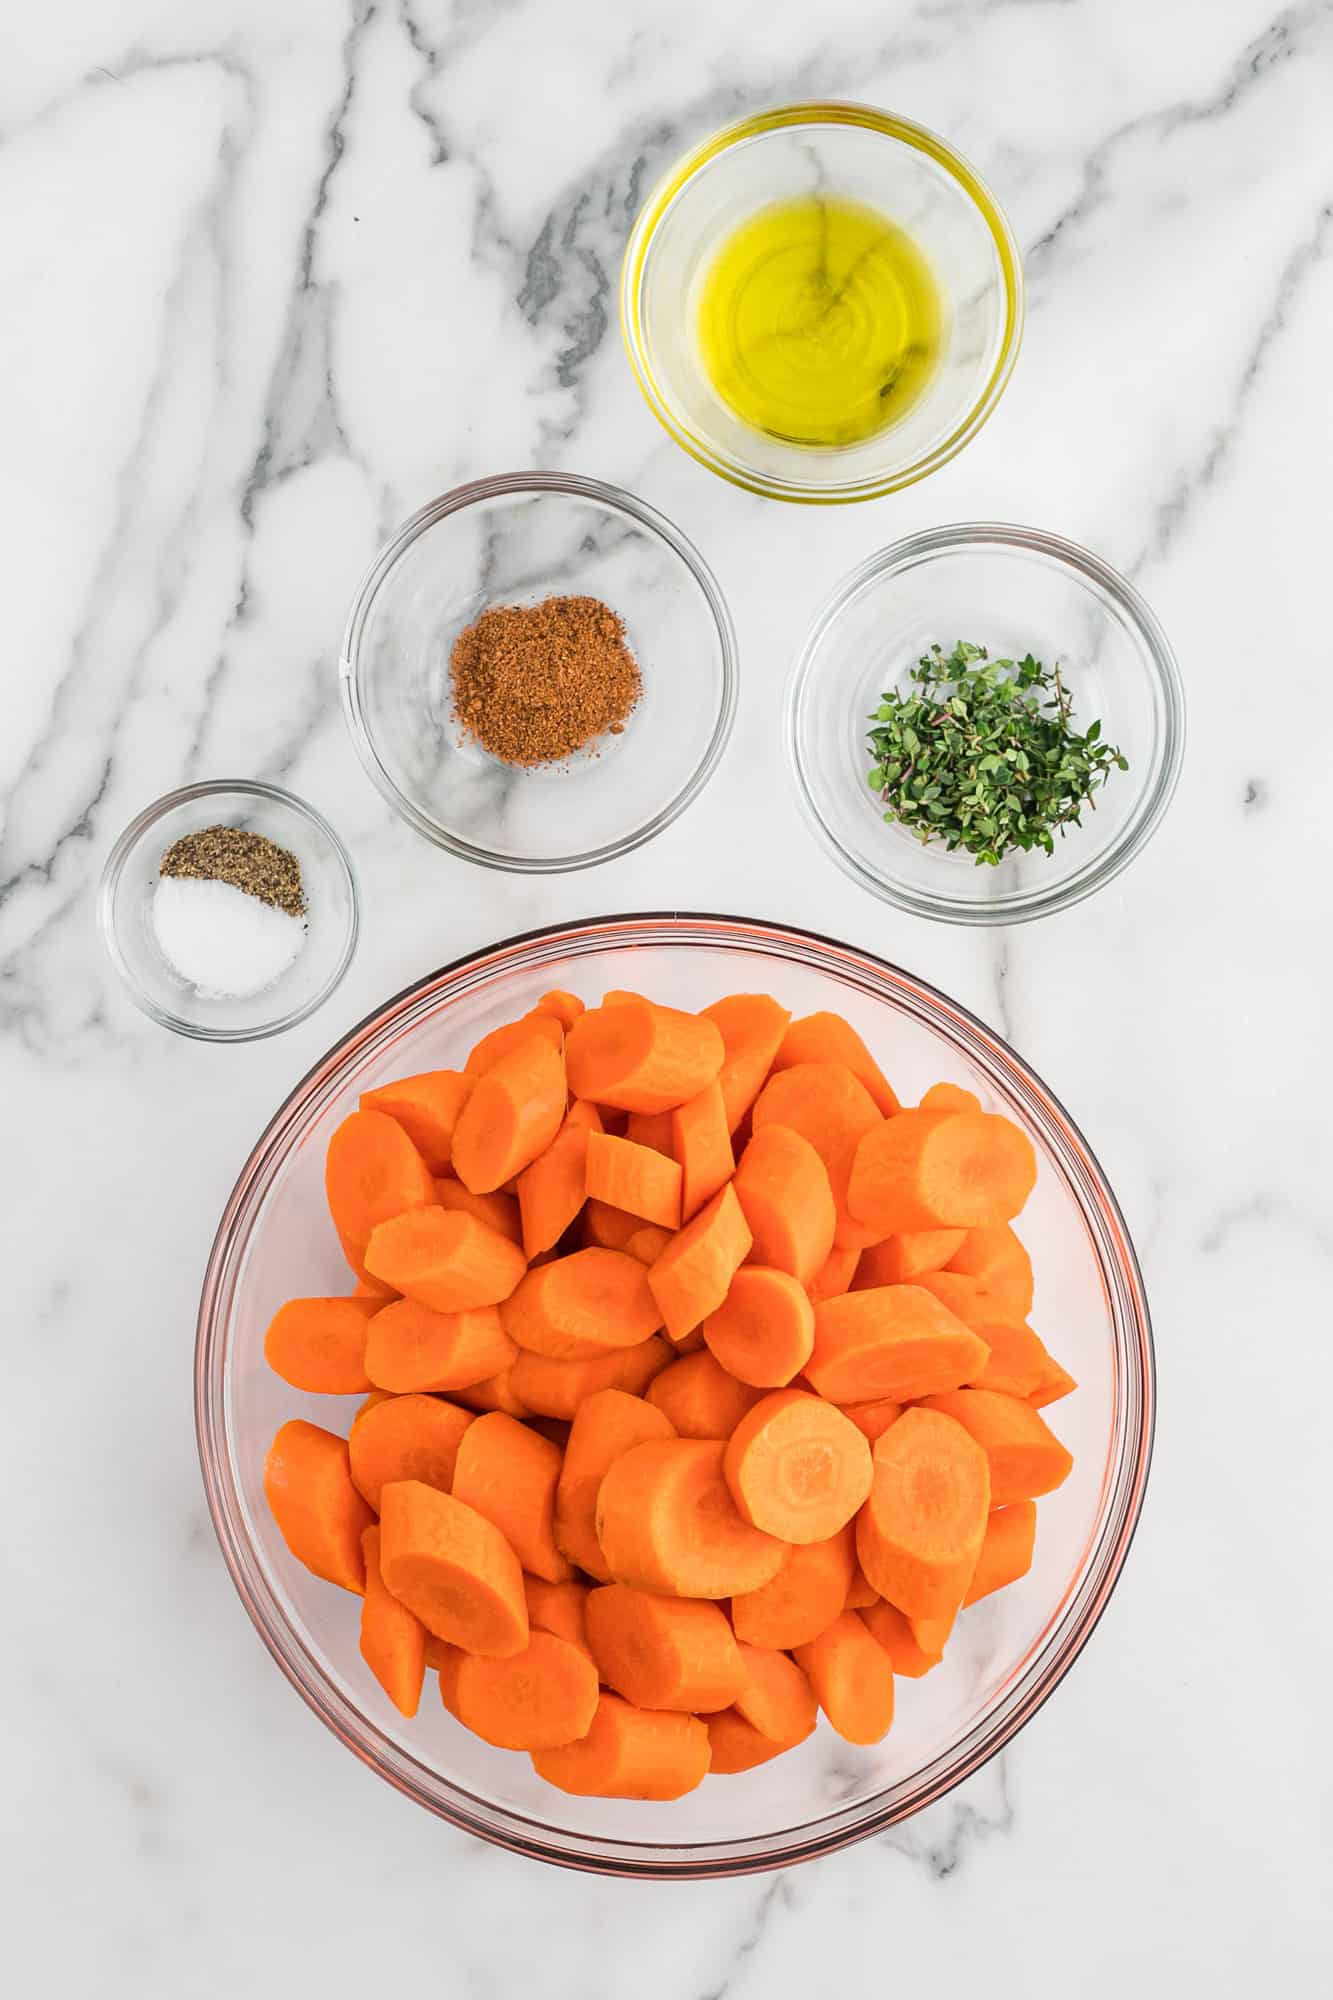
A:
[789, 525, 1185, 923]
[196, 915, 1153, 1877]
[339, 474, 737, 871]
[621, 104, 1024, 503]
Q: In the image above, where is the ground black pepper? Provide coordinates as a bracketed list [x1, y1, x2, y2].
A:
[449, 594, 642, 767]
[159, 826, 306, 917]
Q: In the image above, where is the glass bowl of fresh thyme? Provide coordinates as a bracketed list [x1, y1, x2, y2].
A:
[340, 473, 738, 872]
[787, 523, 1185, 924]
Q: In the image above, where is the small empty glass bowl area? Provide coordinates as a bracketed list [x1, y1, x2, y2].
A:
[621, 103, 1024, 503]
[789, 524, 1186, 923]
[340, 473, 737, 871]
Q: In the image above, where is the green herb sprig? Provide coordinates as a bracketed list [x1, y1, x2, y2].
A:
[866, 641, 1129, 866]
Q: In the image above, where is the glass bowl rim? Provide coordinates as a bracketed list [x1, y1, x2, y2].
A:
[620, 100, 1026, 505]
[787, 520, 1187, 924]
[338, 471, 740, 873]
[195, 911, 1155, 1877]
[97, 778, 360, 1042]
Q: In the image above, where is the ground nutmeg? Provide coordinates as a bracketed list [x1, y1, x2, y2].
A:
[449, 593, 642, 767]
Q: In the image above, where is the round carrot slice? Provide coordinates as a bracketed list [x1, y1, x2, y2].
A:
[378, 1480, 528, 1657]
[453, 1631, 599, 1750]
[702, 1266, 814, 1387]
[723, 1389, 872, 1544]
[595, 1438, 788, 1599]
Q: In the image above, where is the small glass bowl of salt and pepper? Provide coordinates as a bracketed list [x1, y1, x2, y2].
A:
[99, 781, 358, 1041]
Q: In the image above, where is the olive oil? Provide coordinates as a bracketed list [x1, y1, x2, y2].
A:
[697, 195, 943, 447]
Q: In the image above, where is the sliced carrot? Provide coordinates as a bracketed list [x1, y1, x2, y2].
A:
[464, 1009, 565, 1076]
[263, 1296, 376, 1395]
[360, 1070, 474, 1174]
[752, 1062, 882, 1250]
[916, 1267, 1034, 1331]
[917, 1389, 1074, 1504]
[624, 1224, 673, 1267]
[364, 1298, 516, 1393]
[646, 1184, 753, 1343]
[264, 1420, 375, 1594]
[355, 1388, 394, 1418]
[595, 1438, 788, 1598]
[585, 1130, 683, 1229]
[1029, 1355, 1078, 1409]
[359, 1525, 427, 1716]
[325, 1108, 438, 1279]
[920, 1081, 981, 1114]
[565, 998, 724, 1114]
[699, 993, 792, 1131]
[433, 1176, 523, 1246]
[601, 988, 647, 1007]
[706, 1708, 788, 1773]
[524, 1574, 591, 1652]
[515, 1101, 602, 1259]
[945, 1222, 1034, 1316]
[625, 1110, 674, 1155]
[772, 1012, 900, 1116]
[724, 1389, 872, 1543]
[348, 1392, 475, 1509]
[793, 1611, 895, 1745]
[452, 1033, 567, 1194]
[839, 1396, 903, 1444]
[554, 1385, 677, 1580]
[451, 1411, 570, 1583]
[533, 989, 585, 1030]
[454, 1368, 533, 1417]
[854, 1228, 967, 1288]
[856, 1407, 991, 1620]
[645, 1349, 763, 1439]
[733, 1643, 818, 1744]
[848, 1108, 1038, 1234]
[532, 1693, 710, 1799]
[860, 1599, 944, 1678]
[581, 1197, 640, 1250]
[378, 1479, 528, 1656]
[964, 1501, 1038, 1606]
[671, 1079, 734, 1221]
[501, 1246, 662, 1360]
[964, 1317, 1054, 1398]
[732, 1125, 837, 1286]
[586, 1585, 745, 1711]
[435, 1643, 465, 1717]
[844, 1559, 879, 1610]
[806, 1244, 861, 1303]
[510, 1334, 672, 1422]
[730, 1525, 855, 1649]
[702, 1267, 814, 1388]
[453, 1630, 599, 1749]
[806, 1284, 989, 1403]
[364, 1208, 527, 1314]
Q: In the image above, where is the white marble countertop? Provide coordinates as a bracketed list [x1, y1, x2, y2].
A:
[4, 0, 1331, 1990]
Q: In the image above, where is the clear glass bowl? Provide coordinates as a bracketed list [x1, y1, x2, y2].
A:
[99, 781, 358, 1041]
[789, 524, 1186, 923]
[339, 474, 737, 871]
[196, 914, 1153, 1876]
[621, 104, 1023, 503]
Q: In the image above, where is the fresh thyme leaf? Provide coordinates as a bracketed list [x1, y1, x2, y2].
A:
[864, 641, 1129, 866]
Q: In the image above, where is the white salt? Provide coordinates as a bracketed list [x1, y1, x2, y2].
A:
[152, 875, 306, 999]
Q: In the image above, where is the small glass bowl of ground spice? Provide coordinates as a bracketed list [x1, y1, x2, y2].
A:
[340, 472, 737, 871]
[788, 523, 1185, 923]
[99, 781, 358, 1039]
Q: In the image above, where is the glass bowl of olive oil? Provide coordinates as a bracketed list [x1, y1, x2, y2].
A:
[621, 103, 1023, 504]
